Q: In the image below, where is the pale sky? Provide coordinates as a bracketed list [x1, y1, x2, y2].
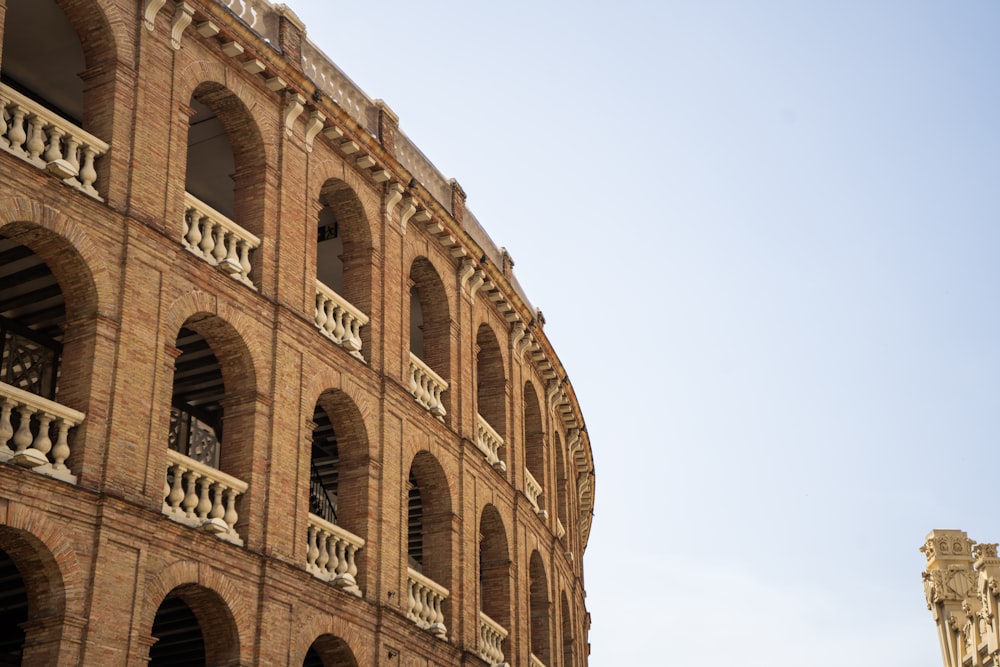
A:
[288, 2, 1000, 664]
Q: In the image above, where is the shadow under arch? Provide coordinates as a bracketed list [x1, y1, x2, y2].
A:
[0, 217, 104, 481]
[406, 450, 454, 634]
[0, 524, 70, 666]
[529, 549, 551, 665]
[302, 633, 359, 667]
[148, 583, 241, 667]
[523, 380, 546, 504]
[408, 256, 451, 378]
[479, 503, 512, 657]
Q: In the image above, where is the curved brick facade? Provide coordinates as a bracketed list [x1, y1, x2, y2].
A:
[0, 0, 595, 665]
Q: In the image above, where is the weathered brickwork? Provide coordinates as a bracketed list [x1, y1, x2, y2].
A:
[0, 0, 595, 665]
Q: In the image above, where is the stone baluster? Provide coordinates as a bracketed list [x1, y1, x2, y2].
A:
[524, 467, 546, 517]
[408, 353, 447, 420]
[314, 281, 369, 361]
[407, 568, 448, 639]
[0, 83, 109, 199]
[476, 413, 506, 471]
[182, 192, 260, 288]
[479, 611, 508, 665]
[0, 381, 85, 484]
[305, 513, 365, 596]
[162, 449, 248, 545]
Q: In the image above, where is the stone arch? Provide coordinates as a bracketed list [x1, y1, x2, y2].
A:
[529, 550, 551, 665]
[406, 450, 454, 634]
[524, 380, 546, 507]
[406, 450, 453, 580]
[561, 590, 574, 667]
[0, 202, 110, 322]
[312, 176, 376, 358]
[408, 256, 451, 377]
[142, 560, 251, 666]
[301, 634, 359, 667]
[407, 256, 452, 423]
[555, 431, 569, 543]
[0, 214, 107, 480]
[292, 612, 370, 667]
[166, 311, 257, 469]
[148, 584, 241, 666]
[307, 387, 371, 586]
[475, 321, 507, 441]
[0, 513, 80, 666]
[1, 0, 129, 195]
[479, 504, 511, 656]
[182, 79, 267, 235]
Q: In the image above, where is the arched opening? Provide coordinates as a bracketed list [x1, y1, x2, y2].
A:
[1, 0, 84, 124]
[529, 551, 551, 666]
[0, 0, 115, 198]
[475, 323, 506, 470]
[313, 179, 372, 360]
[306, 390, 368, 594]
[555, 433, 568, 544]
[0, 227, 94, 482]
[408, 259, 448, 371]
[0, 547, 28, 665]
[406, 452, 453, 638]
[302, 634, 358, 667]
[169, 327, 224, 469]
[0, 526, 69, 666]
[524, 381, 546, 516]
[0, 235, 65, 401]
[407, 258, 450, 421]
[163, 315, 256, 545]
[478, 505, 510, 665]
[182, 83, 265, 288]
[149, 584, 239, 667]
[561, 592, 574, 667]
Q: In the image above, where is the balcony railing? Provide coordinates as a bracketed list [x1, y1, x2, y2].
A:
[476, 413, 506, 471]
[479, 611, 508, 666]
[408, 353, 447, 421]
[182, 192, 260, 288]
[162, 449, 248, 545]
[407, 567, 448, 639]
[530, 654, 546, 667]
[0, 82, 109, 200]
[306, 512, 364, 597]
[0, 380, 84, 484]
[525, 467, 546, 518]
[314, 281, 368, 361]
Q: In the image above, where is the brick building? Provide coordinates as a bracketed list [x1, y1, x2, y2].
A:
[0, 0, 596, 664]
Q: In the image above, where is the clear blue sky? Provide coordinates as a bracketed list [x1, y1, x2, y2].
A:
[289, 2, 1000, 664]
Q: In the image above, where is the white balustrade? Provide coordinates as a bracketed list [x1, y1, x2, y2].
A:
[306, 512, 364, 597]
[162, 448, 248, 545]
[0, 82, 109, 200]
[407, 567, 448, 639]
[530, 654, 547, 667]
[182, 192, 260, 288]
[476, 413, 506, 471]
[218, 0, 278, 42]
[556, 517, 566, 540]
[525, 467, 546, 517]
[393, 131, 452, 213]
[0, 381, 84, 484]
[314, 281, 368, 361]
[479, 611, 508, 666]
[301, 37, 378, 134]
[408, 353, 447, 421]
